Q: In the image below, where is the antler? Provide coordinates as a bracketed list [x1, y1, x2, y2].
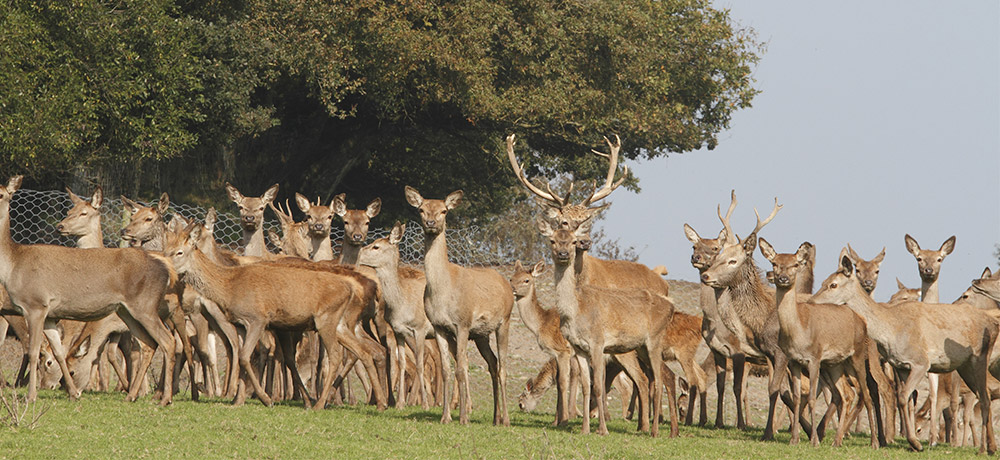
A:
[506, 134, 566, 207]
[750, 198, 782, 237]
[583, 134, 629, 205]
[270, 199, 294, 225]
[717, 190, 739, 244]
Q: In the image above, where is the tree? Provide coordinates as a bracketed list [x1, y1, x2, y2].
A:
[0, 0, 763, 223]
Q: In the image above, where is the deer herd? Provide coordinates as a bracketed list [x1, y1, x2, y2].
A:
[0, 133, 997, 454]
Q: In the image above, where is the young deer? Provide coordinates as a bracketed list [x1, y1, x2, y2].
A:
[269, 200, 311, 259]
[120, 193, 169, 250]
[509, 260, 578, 426]
[811, 253, 998, 454]
[539, 217, 673, 437]
[294, 193, 336, 261]
[405, 186, 513, 426]
[0, 176, 178, 405]
[847, 245, 885, 295]
[904, 233, 957, 446]
[888, 279, 921, 304]
[164, 221, 383, 409]
[357, 221, 439, 410]
[760, 240, 878, 448]
[225, 182, 279, 257]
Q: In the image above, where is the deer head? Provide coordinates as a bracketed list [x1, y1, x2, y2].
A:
[847, 244, 885, 294]
[225, 182, 279, 232]
[810, 248, 865, 305]
[759, 238, 811, 290]
[0, 176, 23, 218]
[358, 221, 406, 270]
[57, 187, 103, 237]
[404, 186, 462, 235]
[334, 194, 382, 246]
[970, 267, 1000, 305]
[700, 190, 782, 288]
[163, 220, 204, 276]
[120, 192, 169, 247]
[904, 234, 956, 283]
[506, 134, 627, 251]
[538, 216, 594, 265]
[683, 224, 726, 272]
[510, 260, 545, 299]
[888, 278, 921, 304]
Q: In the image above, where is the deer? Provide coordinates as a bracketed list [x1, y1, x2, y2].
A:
[889, 279, 921, 304]
[295, 193, 337, 261]
[0, 175, 178, 405]
[509, 260, 578, 426]
[847, 245, 885, 295]
[269, 200, 311, 259]
[357, 221, 443, 410]
[810, 251, 998, 454]
[224, 182, 279, 257]
[539, 216, 673, 437]
[683, 223, 753, 429]
[404, 186, 513, 426]
[163, 220, 385, 409]
[760, 239, 879, 448]
[904, 234, 957, 446]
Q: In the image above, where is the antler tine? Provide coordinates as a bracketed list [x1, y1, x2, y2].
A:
[506, 134, 565, 207]
[717, 190, 739, 244]
[751, 197, 782, 236]
[584, 134, 626, 205]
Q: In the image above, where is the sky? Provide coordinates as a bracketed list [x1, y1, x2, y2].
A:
[599, 1, 1000, 302]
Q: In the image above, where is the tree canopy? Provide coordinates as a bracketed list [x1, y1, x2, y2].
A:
[0, 0, 762, 223]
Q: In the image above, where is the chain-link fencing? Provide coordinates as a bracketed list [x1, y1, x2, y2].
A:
[10, 189, 518, 267]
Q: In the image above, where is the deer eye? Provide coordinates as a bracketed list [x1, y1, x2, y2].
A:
[80, 211, 87, 216]
[936, 257, 942, 262]
[875, 270, 880, 274]
[830, 282, 838, 289]
[728, 260, 737, 265]
[145, 217, 153, 222]
[917, 257, 923, 262]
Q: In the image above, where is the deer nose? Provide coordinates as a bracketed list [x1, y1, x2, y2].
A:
[777, 275, 790, 285]
[691, 254, 701, 264]
[425, 220, 436, 227]
[352, 233, 364, 242]
[923, 267, 934, 275]
[311, 224, 325, 232]
[56, 224, 64, 232]
[243, 215, 255, 223]
[863, 279, 874, 287]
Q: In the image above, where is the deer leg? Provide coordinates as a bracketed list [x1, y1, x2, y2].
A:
[472, 335, 501, 425]
[616, 353, 649, 433]
[107, 335, 129, 392]
[200, 299, 240, 400]
[854, 357, 880, 449]
[432, 329, 454, 423]
[896, 366, 927, 452]
[336, 326, 387, 410]
[494, 321, 510, 426]
[555, 352, 572, 426]
[788, 363, 803, 445]
[167, 308, 198, 402]
[191, 312, 217, 398]
[658, 361, 677, 438]
[577, 354, 592, 435]
[23, 308, 49, 402]
[958, 358, 995, 455]
[927, 373, 940, 446]
[590, 347, 609, 436]
[235, 322, 272, 407]
[732, 354, 748, 431]
[762, 355, 783, 441]
[712, 352, 727, 428]
[451, 327, 472, 425]
[276, 331, 314, 408]
[39, 319, 81, 400]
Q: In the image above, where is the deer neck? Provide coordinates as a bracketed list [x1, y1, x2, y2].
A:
[309, 234, 334, 262]
[514, 289, 544, 337]
[921, 279, 940, 303]
[181, 250, 236, 308]
[371, 259, 405, 309]
[338, 241, 360, 266]
[553, 260, 581, 320]
[794, 267, 814, 296]
[775, 284, 807, 339]
[242, 227, 267, 257]
[76, 226, 104, 249]
[0, 210, 19, 283]
[842, 285, 895, 347]
[140, 224, 166, 252]
[423, 230, 452, 293]
[723, 259, 773, 335]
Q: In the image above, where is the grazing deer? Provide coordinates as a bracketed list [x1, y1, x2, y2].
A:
[904, 234, 957, 446]
[760, 240, 878, 448]
[811, 252, 998, 454]
[0, 176, 178, 404]
[224, 183, 279, 257]
[509, 260, 578, 426]
[164, 221, 384, 409]
[539, 216, 673, 437]
[358, 221, 441, 410]
[683, 223, 753, 429]
[404, 186, 513, 426]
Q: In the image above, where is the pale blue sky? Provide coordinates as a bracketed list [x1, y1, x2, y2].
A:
[601, 1, 1000, 301]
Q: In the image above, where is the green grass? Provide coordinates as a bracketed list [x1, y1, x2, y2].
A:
[0, 388, 986, 460]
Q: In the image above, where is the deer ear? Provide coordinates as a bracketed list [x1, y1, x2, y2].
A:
[839, 251, 855, 276]
[765, 270, 775, 285]
[847, 243, 860, 261]
[404, 186, 423, 208]
[896, 277, 906, 290]
[575, 216, 595, 238]
[742, 234, 757, 255]
[225, 183, 244, 204]
[796, 242, 813, 264]
[91, 187, 103, 207]
[758, 237, 776, 262]
[536, 218, 554, 237]
[204, 207, 216, 231]
[66, 188, 83, 205]
[262, 183, 279, 203]
[120, 196, 140, 215]
[683, 224, 701, 244]
[76, 336, 92, 358]
[444, 190, 463, 210]
[872, 247, 886, 265]
[267, 231, 283, 251]
[6, 176, 22, 193]
[187, 224, 203, 244]
[332, 194, 347, 217]
[157, 193, 170, 216]
[366, 198, 382, 219]
[513, 260, 524, 272]
[981, 267, 993, 279]
[904, 234, 920, 257]
[940, 236, 956, 256]
[389, 221, 405, 244]
[295, 193, 311, 213]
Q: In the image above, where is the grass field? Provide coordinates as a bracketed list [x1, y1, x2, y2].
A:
[0, 278, 989, 458]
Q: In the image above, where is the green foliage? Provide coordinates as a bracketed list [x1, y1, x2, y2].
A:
[0, 0, 762, 220]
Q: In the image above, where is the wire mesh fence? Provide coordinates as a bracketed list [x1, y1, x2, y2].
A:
[10, 189, 518, 267]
